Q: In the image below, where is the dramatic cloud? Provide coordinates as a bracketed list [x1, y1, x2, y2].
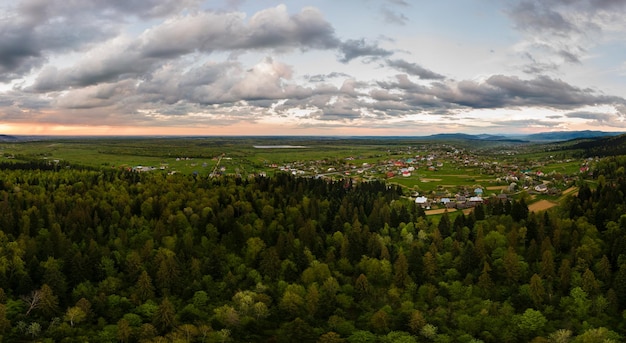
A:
[140, 5, 339, 56]
[395, 75, 624, 110]
[1, 1, 625, 135]
[0, 0, 201, 82]
[28, 6, 340, 92]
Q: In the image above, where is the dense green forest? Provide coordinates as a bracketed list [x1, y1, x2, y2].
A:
[0, 157, 625, 342]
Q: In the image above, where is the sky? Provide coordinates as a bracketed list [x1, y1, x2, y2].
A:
[1, 0, 626, 136]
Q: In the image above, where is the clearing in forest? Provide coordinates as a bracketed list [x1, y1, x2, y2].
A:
[528, 199, 557, 212]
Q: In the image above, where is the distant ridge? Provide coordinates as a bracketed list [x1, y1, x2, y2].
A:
[420, 130, 624, 142]
[569, 132, 626, 157]
[0, 134, 19, 142]
[523, 130, 623, 142]
[425, 133, 525, 142]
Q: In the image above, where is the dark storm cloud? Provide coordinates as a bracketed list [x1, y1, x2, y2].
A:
[338, 39, 393, 63]
[386, 59, 445, 80]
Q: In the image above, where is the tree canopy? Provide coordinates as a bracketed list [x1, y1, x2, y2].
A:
[0, 158, 623, 342]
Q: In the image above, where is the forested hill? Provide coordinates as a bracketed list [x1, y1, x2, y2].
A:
[0, 159, 625, 342]
[569, 133, 626, 157]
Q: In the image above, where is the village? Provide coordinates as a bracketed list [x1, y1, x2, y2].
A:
[121, 140, 592, 215]
[263, 142, 591, 213]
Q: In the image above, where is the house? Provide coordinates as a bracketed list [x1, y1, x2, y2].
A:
[534, 184, 548, 193]
[474, 188, 483, 196]
[468, 196, 483, 207]
[415, 196, 430, 208]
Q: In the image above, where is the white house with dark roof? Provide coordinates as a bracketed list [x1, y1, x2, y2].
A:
[415, 196, 430, 208]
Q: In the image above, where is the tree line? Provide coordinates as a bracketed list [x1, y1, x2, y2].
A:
[0, 158, 623, 342]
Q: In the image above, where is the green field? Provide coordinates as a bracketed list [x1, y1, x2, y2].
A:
[0, 136, 589, 204]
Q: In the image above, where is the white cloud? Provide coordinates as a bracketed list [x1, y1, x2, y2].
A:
[0, 1, 625, 135]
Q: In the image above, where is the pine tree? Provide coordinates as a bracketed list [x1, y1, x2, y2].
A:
[503, 247, 521, 285]
[529, 274, 545, 307]
[540, 250, 555, 279]
[393, 251, 410, 287]
[134, 270, 155, 303]
[153, 297, 177, 332]
[478, 261, 494, 296]
[38, 284, 59, 317]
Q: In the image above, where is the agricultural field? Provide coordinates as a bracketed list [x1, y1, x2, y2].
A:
[0, 136, 591, 213]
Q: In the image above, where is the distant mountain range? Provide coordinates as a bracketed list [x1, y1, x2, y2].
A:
[425, 130, 624, 142]
[426, 133, 519, 141]
[521, 130, 624, 142]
